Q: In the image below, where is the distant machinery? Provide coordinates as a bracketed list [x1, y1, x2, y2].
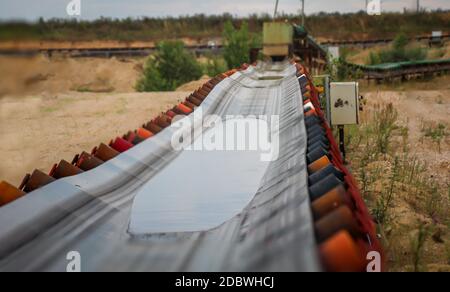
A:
[262, 22, 328, 74]
[262, 22, 294, 61]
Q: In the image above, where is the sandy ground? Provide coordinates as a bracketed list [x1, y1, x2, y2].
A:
[0, 91, 190, 186]
[0, 55, 145, 96]
[0, 54, 216, 186]
[362, 89, 450, 185]
[176, 75, 211, 92]
[358, 82, 450, 271]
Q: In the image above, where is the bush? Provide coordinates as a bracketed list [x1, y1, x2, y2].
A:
[136, 41, 203, 92]
[223, 21, 251, 69]
[366, 33, 427, 65]
[204, 54, 228, 77]
[393, 33, 409, 51]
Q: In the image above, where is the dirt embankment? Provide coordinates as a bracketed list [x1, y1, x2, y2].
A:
[0, 55, 145, 97]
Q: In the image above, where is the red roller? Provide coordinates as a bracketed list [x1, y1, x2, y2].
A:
[110, 137, 134, 153]
[166, 110, 177, 119]
[124, 131, 137, 143]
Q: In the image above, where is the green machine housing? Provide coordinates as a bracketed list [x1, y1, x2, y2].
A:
[263, 22, 294, 60]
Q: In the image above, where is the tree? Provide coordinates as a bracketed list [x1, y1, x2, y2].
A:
[136, 41, 203, 92]
[223, 21, 251, 69]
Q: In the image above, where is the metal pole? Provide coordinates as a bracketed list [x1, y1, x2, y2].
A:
[302, 0, 305, 26]
[339, 125, 346, 162]
[417, 0, 420, 13]
[274, 0, 279, 19]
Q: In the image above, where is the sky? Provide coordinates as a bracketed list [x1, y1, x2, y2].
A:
[0, 0, 449, 21]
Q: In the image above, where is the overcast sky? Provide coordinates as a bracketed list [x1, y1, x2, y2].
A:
[0, 0, 449, 21]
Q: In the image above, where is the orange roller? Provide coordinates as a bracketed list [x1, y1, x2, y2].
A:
[314, 205, 361, 243]
[94, 143, 120, 162]
[0, 181, 26, 207]
[311, 185, 353, 220]
[177, 103, 193, 115]
[320, 231, 366, 272]
[136, 128, 154, 140]
[308, 156, 332, 174]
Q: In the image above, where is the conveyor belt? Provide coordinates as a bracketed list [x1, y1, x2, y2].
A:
[0, 62, 323, 272]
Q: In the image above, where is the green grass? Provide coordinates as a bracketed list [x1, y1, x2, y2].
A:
[421, 122, 448, 153]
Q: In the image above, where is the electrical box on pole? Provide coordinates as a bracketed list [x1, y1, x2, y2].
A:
[329, 82, 360, 126]
[329, 82, 360, 162]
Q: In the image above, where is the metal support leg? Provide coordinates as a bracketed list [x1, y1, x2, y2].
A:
[338, 125, 346, 163]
